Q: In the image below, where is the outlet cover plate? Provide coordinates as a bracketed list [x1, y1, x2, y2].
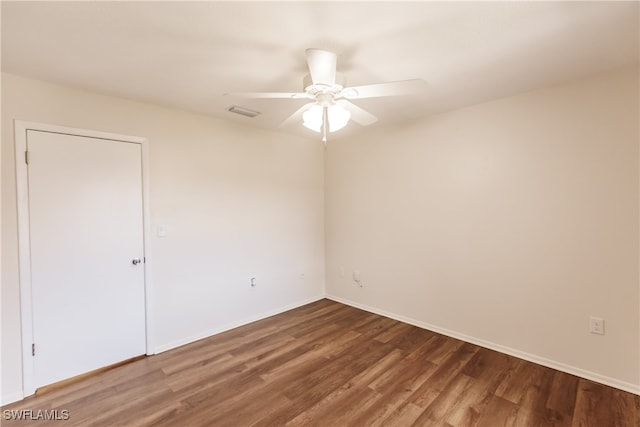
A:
[589, 317, 605, 335]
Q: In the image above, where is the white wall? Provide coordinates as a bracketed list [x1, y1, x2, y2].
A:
[325, 68, 639, 393]
[1, 73, 325, 404]
[2, 67, 638, 404]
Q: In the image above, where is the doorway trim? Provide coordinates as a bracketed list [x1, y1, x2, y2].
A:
[14, 120, 155, 398]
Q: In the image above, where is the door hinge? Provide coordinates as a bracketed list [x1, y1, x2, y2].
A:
[25, 151, 29, 165]
[32, 343, 35, 356]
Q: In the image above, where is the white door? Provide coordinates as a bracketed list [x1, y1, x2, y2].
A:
[26, 130, 146, 389]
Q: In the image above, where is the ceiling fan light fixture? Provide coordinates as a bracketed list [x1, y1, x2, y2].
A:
[302, 103, 351, 133]
[329, 104, 351, 131]
[228, 48, 423, 142]
[302, 104, 324, 132]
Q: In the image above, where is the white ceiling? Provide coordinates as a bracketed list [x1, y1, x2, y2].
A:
[2, 1, 638, 141]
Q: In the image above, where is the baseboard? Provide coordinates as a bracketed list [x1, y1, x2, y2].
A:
[1, 391, 25, 407]
[326, 294, 640, 396]
[154, 294, 326, 354]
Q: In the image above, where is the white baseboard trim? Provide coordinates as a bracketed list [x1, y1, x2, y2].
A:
[1, 391, 25, 406]
[326, 294, 640, 396]
[154, 294, 326, 354]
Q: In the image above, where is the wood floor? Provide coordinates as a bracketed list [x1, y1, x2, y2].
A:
[3, 299, 638, 426]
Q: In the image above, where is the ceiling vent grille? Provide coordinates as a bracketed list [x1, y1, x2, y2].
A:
[228, 105, 260, 118]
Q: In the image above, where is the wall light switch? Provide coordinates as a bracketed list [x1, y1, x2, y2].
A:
[157, 225, 167, 238]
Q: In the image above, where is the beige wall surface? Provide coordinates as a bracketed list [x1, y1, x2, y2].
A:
[1, 73, 325, 403]
[325, 68, 639, 392]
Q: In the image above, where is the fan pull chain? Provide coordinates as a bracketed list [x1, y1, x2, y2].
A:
[322, 106, 329, 143]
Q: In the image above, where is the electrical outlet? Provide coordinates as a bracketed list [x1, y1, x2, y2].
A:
[352, 270, 362, 287]
[589, 317, 604, 335]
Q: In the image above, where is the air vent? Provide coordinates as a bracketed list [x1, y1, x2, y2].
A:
[228, 105, 260, 118]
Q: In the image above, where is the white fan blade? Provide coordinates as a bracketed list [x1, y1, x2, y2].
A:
[305, 48, 336, 86]
[337, 100, 378, 126]
[224, 92, 310, 99]
[340, 79, 427, 99]
[279, 102, 316, 128]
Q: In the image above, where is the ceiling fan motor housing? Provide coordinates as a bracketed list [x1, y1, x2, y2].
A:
[303, 72, 346, 98]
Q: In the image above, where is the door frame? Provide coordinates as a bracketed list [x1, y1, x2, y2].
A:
[14, 120, 155, 397]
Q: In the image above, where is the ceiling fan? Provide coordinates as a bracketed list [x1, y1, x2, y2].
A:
[227, 48, 427, 143]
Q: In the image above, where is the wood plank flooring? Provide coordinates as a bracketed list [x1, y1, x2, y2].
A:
[3, 299, 638, 426]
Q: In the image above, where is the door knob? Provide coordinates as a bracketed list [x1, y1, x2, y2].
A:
[132, 258, 142, 265]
